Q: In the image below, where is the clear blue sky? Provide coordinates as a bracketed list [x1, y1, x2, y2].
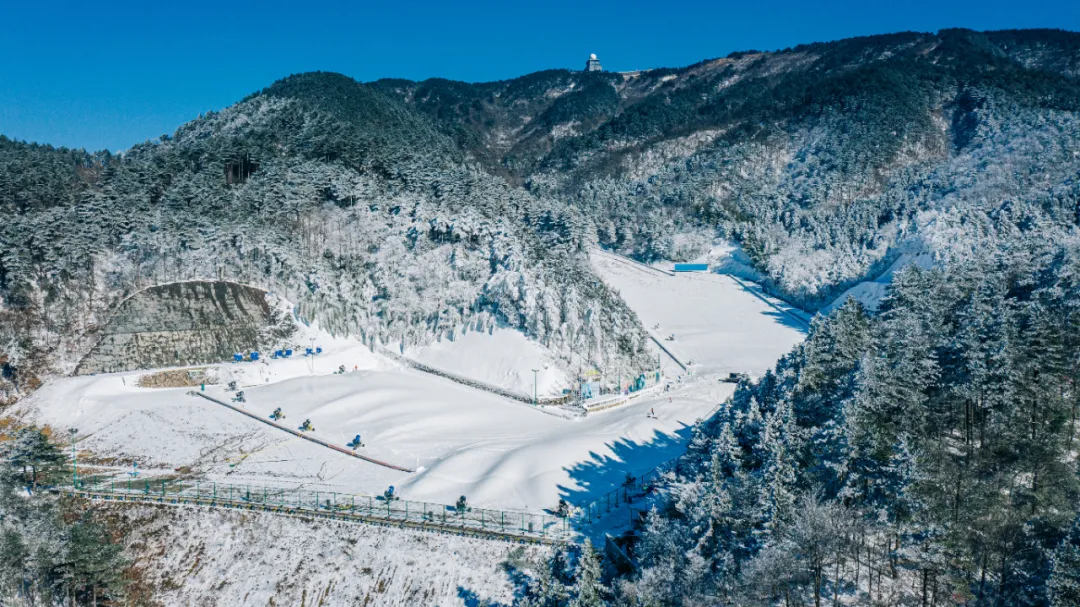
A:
[1, 0, 1077, 152]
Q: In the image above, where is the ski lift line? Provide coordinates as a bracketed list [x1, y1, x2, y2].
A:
[648, 335, 687, 372]
[378, 349, 579, 417]
[590, 248, 675, 277]
[187, 391, 415, 473]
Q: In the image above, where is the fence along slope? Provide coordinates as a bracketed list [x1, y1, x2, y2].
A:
[67, 476, 572, 544]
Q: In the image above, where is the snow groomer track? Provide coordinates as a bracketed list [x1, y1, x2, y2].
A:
[188, 391, 415, 472]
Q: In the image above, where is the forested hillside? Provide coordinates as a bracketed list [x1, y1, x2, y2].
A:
[599, 227, 1080, 605]
[5, 27, 1080, 416]
[2, 24, 1080, 607]
[376, 28, 1080, 309]
[0, 74, 652, 402]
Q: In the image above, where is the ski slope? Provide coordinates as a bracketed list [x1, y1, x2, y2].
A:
[19, 355, 711, 513]
[17, 249, 805, 516]
[404, 327, 569, 398]
[590, 249, 806, 380]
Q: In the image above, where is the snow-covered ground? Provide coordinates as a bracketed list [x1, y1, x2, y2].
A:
[589, 249, 806, 380]
[15, 248, 805, 518]
[822, 250, 935, 314]
[118, 503, 547, 606]
[20, 360, 708, 513]
[404, 328, 570, 398]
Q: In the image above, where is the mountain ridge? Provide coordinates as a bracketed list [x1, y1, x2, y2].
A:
[3, 27, 1080, 402]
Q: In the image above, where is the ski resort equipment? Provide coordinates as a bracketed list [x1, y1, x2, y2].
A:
[250, 351, 259, 362]
[673, 263, 708, 272]
[272, 350, 283, 359]
[456, 495, 468, 512]
[347, 434, 363, 450]
[232, 391, 246, 403]
[666, 333, 676, 341]
[299, 419, 314, 432]
[227, 381, 237, 391]
[305, 347, 313, 356]
[556, 498, 570, 518]
[337, 365, 346, 374]
[316, 346, 322, 355]
[128, 462, 139, 478]
[270, 407, 284, 421]
[384, 486, 397, 501]
[284, 348, 293, 357]
[233, 353, 243, 362]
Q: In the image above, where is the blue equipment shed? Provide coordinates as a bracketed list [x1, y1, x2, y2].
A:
[673, 263, 708, 272]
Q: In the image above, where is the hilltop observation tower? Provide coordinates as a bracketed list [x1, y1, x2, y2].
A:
[585, 53, 603, 72]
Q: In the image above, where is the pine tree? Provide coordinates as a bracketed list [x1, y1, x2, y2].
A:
[4, 427, 68, 491]
[1049, 516, 1080, 607]
[60, 511, 129, 606]
[570, 539, 607, 607]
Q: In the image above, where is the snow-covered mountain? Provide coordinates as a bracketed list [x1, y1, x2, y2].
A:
[4, 28, 1080, 405]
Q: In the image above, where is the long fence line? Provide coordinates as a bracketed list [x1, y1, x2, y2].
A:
[67, 475, 572, 544]
[647, 334, 687, 373]
[591, 249, 676, 277]
[378, 349, 578, 413]
[188, 391, 415, 471]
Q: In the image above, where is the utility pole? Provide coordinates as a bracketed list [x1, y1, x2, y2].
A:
[68, 428, 78, 488]
[531, 369, 539, 405]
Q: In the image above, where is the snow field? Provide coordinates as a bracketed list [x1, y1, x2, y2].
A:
[589, 249, 806, 380]
[405, 327, 570, 398]
[18, 245, 804, 518]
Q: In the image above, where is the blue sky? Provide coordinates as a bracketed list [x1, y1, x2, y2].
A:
[1, 0, 1078, 152]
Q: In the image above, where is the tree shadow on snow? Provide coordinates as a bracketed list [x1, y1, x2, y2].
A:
[557, 426, 693, 514]
[724, 275, 810, 333]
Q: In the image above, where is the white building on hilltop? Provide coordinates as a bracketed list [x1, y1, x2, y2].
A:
[585, 53, 603, 72]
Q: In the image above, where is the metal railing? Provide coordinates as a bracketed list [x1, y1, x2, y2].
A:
[574, 458, 680, 523]
[69, 476, 572, 544]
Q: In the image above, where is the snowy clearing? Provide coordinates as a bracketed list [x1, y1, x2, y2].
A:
[16, 249, 804, 519]
[589, 249, 806, 380]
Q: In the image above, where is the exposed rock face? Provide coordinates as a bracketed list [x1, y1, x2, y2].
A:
[76, 281, 276, 375]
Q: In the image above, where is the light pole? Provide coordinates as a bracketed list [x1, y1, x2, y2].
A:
[68, 428, 78, 489]
[531, 369, 539, 405]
